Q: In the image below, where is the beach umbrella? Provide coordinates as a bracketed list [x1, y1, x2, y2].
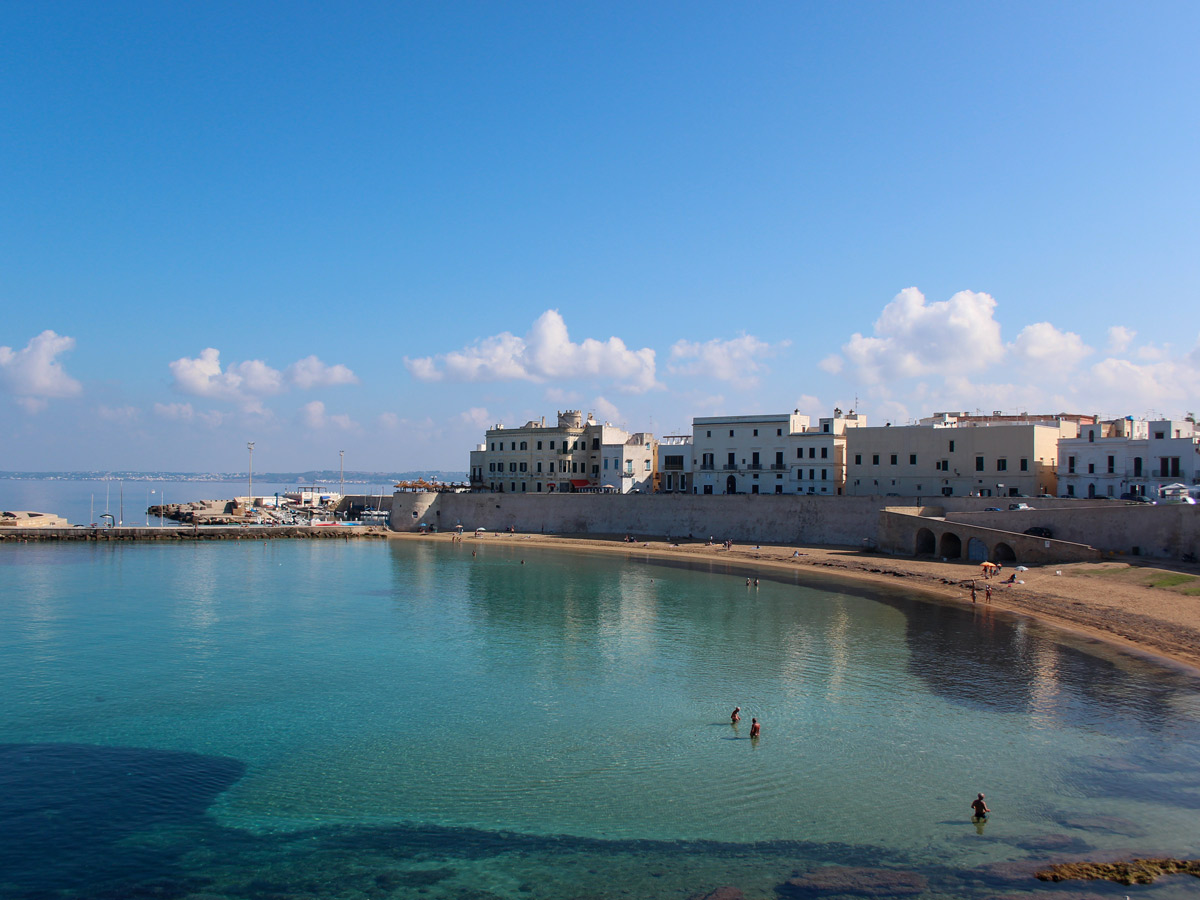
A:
[1015, 565, 1028, 571]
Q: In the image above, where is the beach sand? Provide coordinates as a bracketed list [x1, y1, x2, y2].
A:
[392, 531, 1200, 675]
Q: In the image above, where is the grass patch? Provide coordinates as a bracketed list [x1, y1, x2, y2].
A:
[1146, 573, 1199, 588]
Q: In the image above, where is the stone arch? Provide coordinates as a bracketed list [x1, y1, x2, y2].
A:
[915, 528, 936, 556]
[938, 531, 962, 559]
[993, 542, 1017, 563]
[967, 537, 988, 561]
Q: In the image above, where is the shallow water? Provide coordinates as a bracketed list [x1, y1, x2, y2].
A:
[2, 538, 1199, 899]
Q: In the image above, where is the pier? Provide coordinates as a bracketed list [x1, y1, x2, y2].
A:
[0, 525, 390, 543]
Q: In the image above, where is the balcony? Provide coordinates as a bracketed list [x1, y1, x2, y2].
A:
[747, 463, 762, 471]
[699, 463, 715, 471]
[770, 463, 787, 471]
[723, 464, 738, 471]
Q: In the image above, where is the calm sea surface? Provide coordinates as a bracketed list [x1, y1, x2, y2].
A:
[2, 537, 1199, 900]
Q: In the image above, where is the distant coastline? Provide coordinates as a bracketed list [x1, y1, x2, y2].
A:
[0, 470, 466, 484]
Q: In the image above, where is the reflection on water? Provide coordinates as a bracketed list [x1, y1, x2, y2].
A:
[2, 538, 1200, 900]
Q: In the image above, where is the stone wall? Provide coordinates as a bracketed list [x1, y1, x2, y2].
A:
[390, 492, 1199, 562]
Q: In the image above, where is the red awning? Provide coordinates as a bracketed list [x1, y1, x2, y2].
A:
[570, 479, 589, 488]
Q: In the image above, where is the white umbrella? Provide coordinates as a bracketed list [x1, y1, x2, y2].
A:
[1015, 565, 1028, 572]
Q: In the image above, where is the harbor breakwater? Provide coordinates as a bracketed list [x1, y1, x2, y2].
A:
[0, 525, 389, 543]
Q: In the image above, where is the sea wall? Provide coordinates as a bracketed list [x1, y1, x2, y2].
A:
[0, 526, 389, 543]
[391, 493, 1199, 561]
[393, 493, 892, 546]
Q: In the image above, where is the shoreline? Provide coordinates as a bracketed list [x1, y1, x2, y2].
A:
[391, 530, 1200, 676]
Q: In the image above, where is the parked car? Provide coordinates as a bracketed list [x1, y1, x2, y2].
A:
[1008, 502, 1033, 510]
[983, 507, 1002, 512]
[1120, 493, 1153, 503]
[1024, 526, 1053, 538]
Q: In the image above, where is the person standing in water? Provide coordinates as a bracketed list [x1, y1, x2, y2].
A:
[749, 718, 761, 739]
[971, 793, 990, 820]
[731, 707, 741, 723]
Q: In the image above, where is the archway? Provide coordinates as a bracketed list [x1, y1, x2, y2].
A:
[993, 542, 1017, 564]
[726, 475, 737, 494]
[939, 532, 962, 559]
[967, 537, 988, 561]
[915, 528, 936, 556]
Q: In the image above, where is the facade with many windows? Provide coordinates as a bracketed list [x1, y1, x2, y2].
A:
[843, 419, 1077, 498]
[1057, 418, 1200, 499]
[468, 410, 656, 494]
[691, 409, 866, 494]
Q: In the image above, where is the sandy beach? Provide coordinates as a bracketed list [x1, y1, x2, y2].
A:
[392, 531, 1200, 675]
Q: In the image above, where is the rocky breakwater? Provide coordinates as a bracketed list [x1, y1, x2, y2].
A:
[0, 525, 389, 542]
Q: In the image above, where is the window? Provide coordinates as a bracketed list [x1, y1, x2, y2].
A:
[536, 462, 542, 473]
[490, 443, 495, 451]
[644, 460, 651, 471]
[1068, 484, 1075, 497]
[550, 441, 556, 450]
[571, 463, 577, 473]
[909, 454, 917, 465]
[1088, 430, 1095, 443]
[809, 469, 815, 480]
[1107, 485, 1115, 496]
[975, 456, 984, 472]
[855, 454, 862, 465]
[520, 482, 526, 492]
[592, 437, 599, 450]
[509, 462, 517, 472]
[823, 423, 830, 433]
[706, 430, 711, 438]
[890, 454, 898, 465]
[520, 441, 527, 450]
[818, 447, 825, 459]
[489, 462, 495, 472]
[1068, 456, 1075, 474]
[997, 459, 1007, 472]
[872, 454, 880, 465]
[1107, 455, 1115, 474]
[1155, 431, 1165, 440]
[592, 465, 599, 476]
[777, 429, 782, 436]
[821, 469, 827, 480]
[536, 483, 542, 492]
[949, 440, 955, 452]
[519, 462, 527, 472]
[753, 429, 758, 436]
[549, 462, 555, 473]
[729, 430, 735, 437]
[809, 447, 816, 459]
[1087, 463, 1095, 474]
[537, 441, 542, 450]
[1020, 458, 1028, 471]
[1133, 457, 1143, 476]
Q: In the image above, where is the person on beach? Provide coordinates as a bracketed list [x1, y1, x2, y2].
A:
[971, 793, 990, 820]
[970, 583, 977, 603]
[749, 718, 761, 739]
[731, 707, 741, 723]
[985, 584, 992, 604]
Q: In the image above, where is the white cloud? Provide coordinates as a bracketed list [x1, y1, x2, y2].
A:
[1009, 322, 1091, 372]
[300, 400, 357, 431]
[404, 310, 659, 393]
[1107, 326, 1136, 354]
[830, 288, 1004, 385]
[591, 396, 621, 423]
[170, 348, 357, 412]
[0, 330, 83, 412]
[459, 407, 492, 429]
[286, 355, 358, 389]
[377, 412, 400, 430]
[668, 334, 786, 389]
[793, 394, 823, 417]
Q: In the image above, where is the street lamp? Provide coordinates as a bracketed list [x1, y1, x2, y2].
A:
[147, 488, 153, 526]
[247, 441, 255, 520]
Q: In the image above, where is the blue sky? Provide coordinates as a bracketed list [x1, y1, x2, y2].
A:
[3, 2, 1198, 473]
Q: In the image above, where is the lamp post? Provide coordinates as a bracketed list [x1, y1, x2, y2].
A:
[339, 450, 345, 519]
[147, 488, 153, 526]
[247, 442, 255, 520]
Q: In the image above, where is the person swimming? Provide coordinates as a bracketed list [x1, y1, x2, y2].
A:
[749, 718, 760, 738]
[731, 706, 741, 723]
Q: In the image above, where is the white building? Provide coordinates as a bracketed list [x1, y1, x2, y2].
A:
[469, 410, 656, 494]
[691, 409, 866, 495]
[657, 435, 692, 493]
[1057, 418, 1200, 499]
[844, 417, 1078, 498]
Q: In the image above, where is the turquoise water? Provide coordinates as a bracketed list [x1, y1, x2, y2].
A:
[3, 538, 1200, 899]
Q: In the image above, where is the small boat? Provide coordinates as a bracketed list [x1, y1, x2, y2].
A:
[360, 509, 390, 525]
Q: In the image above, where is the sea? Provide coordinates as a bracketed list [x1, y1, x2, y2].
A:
[2, 502, 1200, 898]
